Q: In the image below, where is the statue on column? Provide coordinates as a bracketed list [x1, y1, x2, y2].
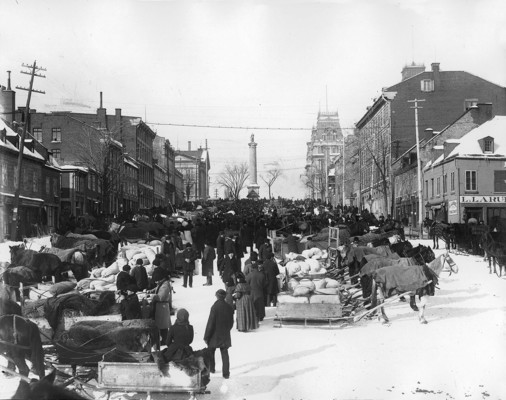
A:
[250, 133, 255, 143]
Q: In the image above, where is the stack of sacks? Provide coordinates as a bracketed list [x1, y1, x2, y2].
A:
[290, 278, 316, 297]
[312, 277, 340, 294]
[284, 260, 311, 277]
[89, 275, 116, 291]
[301, 247, 325, 260]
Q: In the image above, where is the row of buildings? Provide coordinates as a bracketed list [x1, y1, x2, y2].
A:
[0, 76, 211, 240]
[306, 62, 506, 229]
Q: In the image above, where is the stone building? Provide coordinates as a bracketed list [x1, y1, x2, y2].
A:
[175, 142, 210, 202]
[305, 111, 344, 203]
[422, 115, 506, 227]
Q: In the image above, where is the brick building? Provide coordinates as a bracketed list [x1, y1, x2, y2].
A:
[356, 62, 506, 222]
[0, 119, 60, 240]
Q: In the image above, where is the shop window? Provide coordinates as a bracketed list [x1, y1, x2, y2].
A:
[494, 170, 506, 193]
[465, 170, 477, 191]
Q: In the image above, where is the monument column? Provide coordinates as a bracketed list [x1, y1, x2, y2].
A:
[247, 134, 260, 198]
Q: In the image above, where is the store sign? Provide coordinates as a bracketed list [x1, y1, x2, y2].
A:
[448, 200, 458, 215]
[460, 196, 506, 203]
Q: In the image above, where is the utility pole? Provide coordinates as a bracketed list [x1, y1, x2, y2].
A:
[408, 98, 425, 239]
[11, 61, 46, 240]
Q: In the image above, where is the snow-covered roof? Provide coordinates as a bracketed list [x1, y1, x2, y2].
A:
[0, 119, 45, 161]
[124, 156, 139, 169]
[60, 164, 89, 173]
[0, 192, 44, 203]
[447, 116, 506, 158]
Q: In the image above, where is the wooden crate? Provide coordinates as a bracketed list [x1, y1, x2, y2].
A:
[98, 362, 202, 393]
[276, 303, 342, 320]
[64, 314, 122, 331]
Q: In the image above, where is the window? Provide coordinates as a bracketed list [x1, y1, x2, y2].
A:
[494, 170, 506, 193]
[450, 172, 455, 192]
[53, 178, 58, 196]
[484, 139, 493, 153]
[33, 128, 42, 142]
[431, 178, 434, 198]
[51, 127, 61, 142]
[32, 172, 39, 193]
[464, 99, 478, 110]
[465, 170, 477, 191]
[421, 79, 434, 92]
[52, 149, 61, 159]
[436, 177, 440, 196]
[425, 180, 428, 198]
[443, 174, 447, 194]
[46, 177, 50, 194]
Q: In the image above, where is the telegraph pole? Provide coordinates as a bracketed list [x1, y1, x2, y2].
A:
[11, 61, 46, 240]
[408, 98, 425, 239]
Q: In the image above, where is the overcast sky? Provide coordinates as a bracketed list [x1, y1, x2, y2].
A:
[2, 0, 506, 199]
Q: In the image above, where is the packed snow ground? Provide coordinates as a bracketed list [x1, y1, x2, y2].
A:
[1, 237, 505, 400]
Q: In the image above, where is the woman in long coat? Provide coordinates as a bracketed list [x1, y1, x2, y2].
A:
[262, 252, 280, 307]
[233, 273, 258, 332]
[162, 308, 194, 360]
[246, 262, 266, 322]
[150, 268, 172, 344]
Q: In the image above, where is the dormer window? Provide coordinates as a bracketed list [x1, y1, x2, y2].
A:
[479, 136, 494, 153]
[421, 79, 434, 92]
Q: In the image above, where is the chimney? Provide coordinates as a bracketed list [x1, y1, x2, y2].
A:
[401, 62, 426, 81]
[188, 141, 191, 151]
[470, 103, 494, 125]
[424, 128, 435, 142]
[97, 92, 107, 129]
[444, 140, 460, 158]
[431, 62, 440, 87]
[115, 108, 122, 136]
[7, 71, 11, 90]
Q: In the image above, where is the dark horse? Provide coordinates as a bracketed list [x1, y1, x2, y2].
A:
[12, 368, 89, 400]
[9, 245, 65, 282]
[480, 232, 506, 277]
[370, 252, 458, 324]
[0, 315, 45, 379]
[423, 218, 456, 250]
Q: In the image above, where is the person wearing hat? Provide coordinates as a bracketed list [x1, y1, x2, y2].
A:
[246, 261, 266, 322]
[150, 267, 173, 343]
[262, 252, 280, 307]
[258, 238, 272, 263]
[204, 289, 234, 379]
[202, 241, 216, 286]
[131, 258, 149, 291]
[181, 242, 198, 288]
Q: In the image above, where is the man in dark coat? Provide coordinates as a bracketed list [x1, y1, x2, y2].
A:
[202, 241, 216, 286]
[204, 289, 234, 379]
[221, 252, 240, 288]
[116, 265, 139, 293]
[216, 231, 226, 274]
[262, 252, 280, 307]
[181, 243, 199, 288]
[246, 263, 266, 322]
[258, 239, 272, 263]
[130, 259, 149, 291]
[283, 231, 299, 254]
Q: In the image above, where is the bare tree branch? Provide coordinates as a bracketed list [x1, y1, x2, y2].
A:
[260, 168, 283, 199]
[216, 162, 249, 200]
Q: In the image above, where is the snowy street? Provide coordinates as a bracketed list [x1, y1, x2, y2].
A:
[1, 238, 505, 400]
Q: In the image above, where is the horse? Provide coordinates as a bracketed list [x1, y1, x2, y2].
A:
[480, 232, 506, 277]
[109, 222, 150, 245]
[423, 218, 456, 250]
[10, 246, 65, 282]
[12, 368, 89, 400]
[0, 315, 45, 379]
[370, 252, 458, 324]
